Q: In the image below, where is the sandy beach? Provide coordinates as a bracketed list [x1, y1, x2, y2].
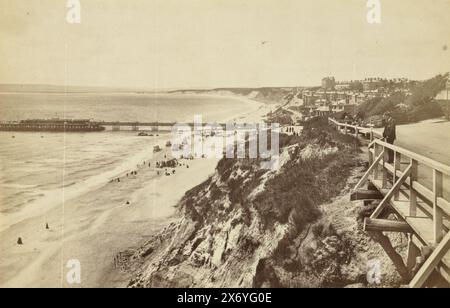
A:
[0, 95, 268, 288]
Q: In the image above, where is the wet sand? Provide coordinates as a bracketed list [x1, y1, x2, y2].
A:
[0, 143, 220, 287]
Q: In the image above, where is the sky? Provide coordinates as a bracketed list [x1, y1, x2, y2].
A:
[1, 0, 449, 89]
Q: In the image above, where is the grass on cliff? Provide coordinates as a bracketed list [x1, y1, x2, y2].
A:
[180, 117, 359, 233]
[254, 117, 359, 229]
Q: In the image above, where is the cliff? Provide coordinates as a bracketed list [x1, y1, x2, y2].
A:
[169, 87, 296, 105]
[122, 119, 403, 288]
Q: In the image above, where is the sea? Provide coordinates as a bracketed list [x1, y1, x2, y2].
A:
[0, 92, 255, 217]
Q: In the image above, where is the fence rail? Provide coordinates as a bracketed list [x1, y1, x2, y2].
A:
[329, 117, 450, 288]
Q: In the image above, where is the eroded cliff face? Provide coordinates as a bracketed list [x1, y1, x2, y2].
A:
[124, 120, 365, 288]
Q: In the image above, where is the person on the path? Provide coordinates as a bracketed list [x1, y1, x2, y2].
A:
[382, 112, 396, 163]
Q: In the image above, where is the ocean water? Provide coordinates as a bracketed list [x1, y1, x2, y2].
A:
[0, 93, 253, 218]
[0, 93, 248, 122]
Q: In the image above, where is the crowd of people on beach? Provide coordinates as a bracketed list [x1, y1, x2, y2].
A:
[105, 141, 196, 202]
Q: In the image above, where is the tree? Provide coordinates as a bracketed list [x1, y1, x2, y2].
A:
[349, 81, 363, 92]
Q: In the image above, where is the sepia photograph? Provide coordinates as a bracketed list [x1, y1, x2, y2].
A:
[0, 0, 449, 293]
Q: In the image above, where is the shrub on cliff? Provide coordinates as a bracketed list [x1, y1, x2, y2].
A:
[300, 117, 360, 149]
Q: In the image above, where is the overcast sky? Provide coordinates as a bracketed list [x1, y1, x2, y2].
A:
[1, 0, 449, 89]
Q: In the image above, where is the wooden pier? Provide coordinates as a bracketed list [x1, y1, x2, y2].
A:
[1, 119, 272, 133]
[95, 121, 258, 132]
[329, 117, 450, 288]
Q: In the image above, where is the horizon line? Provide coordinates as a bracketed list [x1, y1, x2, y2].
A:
[1, 72, 448, 93]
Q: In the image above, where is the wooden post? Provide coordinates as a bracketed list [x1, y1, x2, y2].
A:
[410, 159, 418, 217]
[364, 218, 412, 233]
[370, 129, 374, 142]
[355, 127, 359, 138]
[374, 143, 382, 180]
[433, 169, 444, 244]
[368, 231, 410, 282]
[370, 164, 412, 219]
[382, 146, 388, 189]
[351, 189, 384, 201]
[410, 231, 450, 288]
[344, 125, 348, 135]
[406, 236, 421, 273]
[394, 151, 401, 201]
[354, 152, 384, 192]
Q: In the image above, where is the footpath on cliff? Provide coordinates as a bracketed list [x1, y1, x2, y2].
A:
[374, 118, 450, 165]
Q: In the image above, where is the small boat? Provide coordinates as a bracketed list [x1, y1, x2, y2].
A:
[138, 132, 150, 136]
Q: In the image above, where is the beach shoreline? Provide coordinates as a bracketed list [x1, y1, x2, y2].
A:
[0, 94, 269, 288]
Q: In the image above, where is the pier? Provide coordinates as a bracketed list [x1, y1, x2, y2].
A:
[95, 121, 265, 132]
[0, 119, 268, 133]
[329, 117, 450, 287]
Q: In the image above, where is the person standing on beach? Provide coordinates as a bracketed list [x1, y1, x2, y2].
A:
[382, 112, 396, 163]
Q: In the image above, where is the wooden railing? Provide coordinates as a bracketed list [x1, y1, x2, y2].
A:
[329, 117, 450, 287]
[367, 139, 450, 238]
[328, 117, 383, 141]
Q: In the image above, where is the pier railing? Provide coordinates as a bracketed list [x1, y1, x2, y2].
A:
[328, 117, 450, 288]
